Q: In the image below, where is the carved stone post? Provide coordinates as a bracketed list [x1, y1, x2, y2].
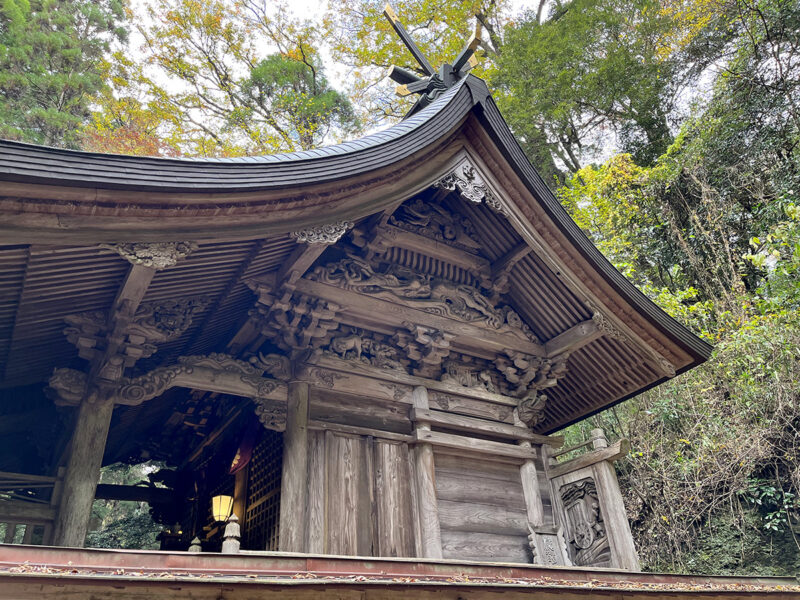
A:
[52, 394, 115, 547]
[278, 380, 309, 552]
[411, 385, 443, 559]
[589, 428, 640, 571]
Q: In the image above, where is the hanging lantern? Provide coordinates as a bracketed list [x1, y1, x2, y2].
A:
[211, 494, 234, 522]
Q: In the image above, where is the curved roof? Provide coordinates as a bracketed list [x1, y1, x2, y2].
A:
[0, 79, 472, 192]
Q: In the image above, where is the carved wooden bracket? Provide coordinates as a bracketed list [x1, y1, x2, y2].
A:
[63, 296, 208, 381]
[394, 322, 454, 377]
[47, 352, 287, 408]
[290, 221, 353, 244]
[102, 242, 198, 269]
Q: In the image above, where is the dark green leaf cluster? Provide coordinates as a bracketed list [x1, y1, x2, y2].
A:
[0, 0, 126, 147]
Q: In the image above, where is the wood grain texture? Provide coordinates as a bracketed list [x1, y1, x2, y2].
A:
[438, 499, 528, 536]
[415, 430, 536, 460]
[305, 430, 325, 554]
[435, 471, 525, 508]
[278, 381, 309, 552]
[375, 441, 416, 557]
[412, 407, 557, 444]
[440, 530, 530, 563]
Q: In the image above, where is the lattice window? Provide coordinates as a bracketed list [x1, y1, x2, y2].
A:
[242, 429, 282, 550]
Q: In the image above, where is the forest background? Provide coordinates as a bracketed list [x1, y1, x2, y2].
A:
[1, 0, 799, 575]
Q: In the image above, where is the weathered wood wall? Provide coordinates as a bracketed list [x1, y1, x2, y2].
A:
[434, 453, 530, 563]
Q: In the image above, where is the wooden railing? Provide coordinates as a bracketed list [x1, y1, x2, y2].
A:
[0, 469, 63, 545]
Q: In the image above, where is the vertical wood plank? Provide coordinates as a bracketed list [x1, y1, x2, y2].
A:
[375, 441, 416, 557]
[326, 433, 362, 555]
[305, 430, 325, 553]
[411, 385, 442, 559]
[278, 381, 309, 552]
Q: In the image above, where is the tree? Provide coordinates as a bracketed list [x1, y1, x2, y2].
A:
[103, 0, 358, 156]
[0, 0, 127, 147]
[492, 0, 724, 177]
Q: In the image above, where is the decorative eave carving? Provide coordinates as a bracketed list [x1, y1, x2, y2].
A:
[253, 398, 286, 431]
[102, 242, 198, 269]
[434, 160, 508, 216]
[290, 221, 354, 244]
[387, 198, 482, 253]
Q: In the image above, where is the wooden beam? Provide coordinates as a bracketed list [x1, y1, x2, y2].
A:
[547, 438, 630, 479]
[414, 429, 537, 460]
[52, 396, 115, 547]
[491, 242, 531, 279]
[307, 420, 413, 443]
[411, 408, 563, 446]
[0, 500, 56, 523]
[544, 319, 602, 357]
[94, 484, 176, 505]
[376, 224, 491, 280]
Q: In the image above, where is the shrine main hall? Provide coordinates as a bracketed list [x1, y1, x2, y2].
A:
[0, 22, 796, 598]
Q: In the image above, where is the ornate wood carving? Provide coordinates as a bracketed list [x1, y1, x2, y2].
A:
[435, 160, 508, 216]
[440, 358, 496, 393]
[394, 323, 454, 378]
[47, 368, 88, 406]
[249, 291, 340, 353]
[102, 242, 198, 269]
[253, 398, 287, 431]
[63, 297, 207, 379]
[290, 221, 353, 244]
[559, 478, 610, 566]
[308, 257, 536, 342]
[527, 525, 571, 566]
[495, 350, 570, 428]
[322, 326, 408, 372]
[388, 198, 481, 253]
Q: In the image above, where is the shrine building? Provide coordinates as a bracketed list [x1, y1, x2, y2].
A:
[0, 10, 796, 599]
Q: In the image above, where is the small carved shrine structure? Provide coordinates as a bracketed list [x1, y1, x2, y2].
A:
[0, 10, 712, 577]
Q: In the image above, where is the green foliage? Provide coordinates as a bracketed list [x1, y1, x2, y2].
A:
[0, 0, 126, 147]
[85, 462, 163, 551]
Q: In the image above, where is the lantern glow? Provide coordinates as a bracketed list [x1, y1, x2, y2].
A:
[211, 494, 234, 522]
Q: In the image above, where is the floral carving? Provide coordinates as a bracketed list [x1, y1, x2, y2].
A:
[117, 364, 189, 406]
[103, 242, 198, 269]
[517, 392, 547, 428]
[291, 221, 353, 244]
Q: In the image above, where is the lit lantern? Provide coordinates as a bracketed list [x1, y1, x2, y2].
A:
[211, 494, 234, 522]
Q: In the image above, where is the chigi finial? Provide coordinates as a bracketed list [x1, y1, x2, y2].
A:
[383, 3, 482, 110]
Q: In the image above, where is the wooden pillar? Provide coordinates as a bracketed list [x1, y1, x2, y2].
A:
[411, 386, 442, 559]
[589, 429, 640, 571]
[278, 380, 309, 552]
[232, 464, 249, 533]
[515, 409, 545, 528]
[52, 395, 115, 547]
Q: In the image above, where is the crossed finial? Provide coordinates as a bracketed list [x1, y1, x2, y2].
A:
[383, 4, 482, 110]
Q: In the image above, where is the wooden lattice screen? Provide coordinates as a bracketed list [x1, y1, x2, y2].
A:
[242, 429, 283, 550]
